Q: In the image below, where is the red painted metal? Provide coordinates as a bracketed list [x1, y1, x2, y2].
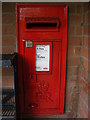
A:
[16, 4, 67, 117]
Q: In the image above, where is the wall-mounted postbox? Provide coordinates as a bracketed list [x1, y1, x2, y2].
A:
[16, 4, 67, 117]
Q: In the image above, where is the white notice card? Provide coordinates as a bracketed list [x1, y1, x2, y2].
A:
[36, 45, 50, 71]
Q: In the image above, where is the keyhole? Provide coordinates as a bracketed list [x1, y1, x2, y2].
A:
[31, 74, 33, 80]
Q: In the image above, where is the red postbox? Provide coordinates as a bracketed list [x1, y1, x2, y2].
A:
[16, 4, 67, 117]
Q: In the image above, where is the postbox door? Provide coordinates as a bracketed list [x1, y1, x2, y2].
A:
[23, 41, 61, 114]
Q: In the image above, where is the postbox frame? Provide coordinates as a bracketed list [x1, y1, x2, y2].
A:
[16, 4, 67, 117]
